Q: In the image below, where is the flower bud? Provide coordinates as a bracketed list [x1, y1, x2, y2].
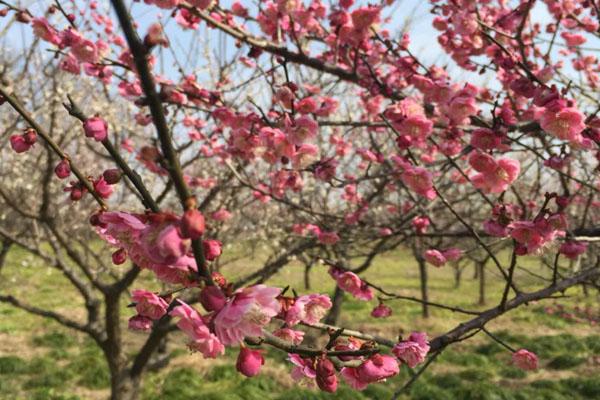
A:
[556, 196, 570, 209]
[181, 209, 205, 239]
[211, 271, 227, 287]
[316, 357, 338, 393]
[69, 185, 85, 201]
[202, 239, 222, 261]
[103, 168, 122, 184]
[9, 135, 32, 153]
[128, 315, 152, 331]
[144, 22, 169, 48]
[16, 10, 32, 23]
[396, 134, 412, 149]
[512, 349, 538, 371]
[83, 117, 108, 141]
[112, 248, 127, 265]
[371, 303, 392, 318]
[94, 176, 113, 199]
[54, 160, 71, 179]
[236, 348, 264, 377]
[23, 129, 37, 145]
[89, 212, 106, 227]
[199, 285, 226, 312]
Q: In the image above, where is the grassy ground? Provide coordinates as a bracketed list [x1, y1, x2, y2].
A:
[0, 245, 598, 399]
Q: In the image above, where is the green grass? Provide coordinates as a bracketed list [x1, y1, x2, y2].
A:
[0, 244, 598, 399]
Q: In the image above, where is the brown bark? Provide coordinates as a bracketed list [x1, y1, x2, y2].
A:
[478, 262, 486, 306]
[418, 257, 429, 318]
[0, 239, 12, 274]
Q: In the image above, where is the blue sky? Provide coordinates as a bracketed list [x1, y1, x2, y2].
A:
[2, 0, 597, 105]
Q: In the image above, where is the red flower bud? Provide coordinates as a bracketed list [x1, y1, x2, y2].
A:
[181, 209, 205, 239]
[128, 315, 152, 331]
[211, 271, 227, 287]
[236, 348, 264, 377]
[396, 134, 412, 149]
[54, 160, 71, 179]
[67, 183, 86, 201]
[89, 212, 106, 227]
[112, 248, 127, 265]
[83, 117, 108, 141]
[316, 358, 338, 393]
[202, 239, 222, 261]
[103, 168, 122, 184]
[9, 135, 32, 153]
[23, 129, 37, 145]
[199, 285, 226, 312]
[556, 196, 570, 209]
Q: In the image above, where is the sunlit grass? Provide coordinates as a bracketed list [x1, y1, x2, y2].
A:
[0, 244, 598, 399]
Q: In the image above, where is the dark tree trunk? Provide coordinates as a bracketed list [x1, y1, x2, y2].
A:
[102, 291, 143, 400]
[110, 370, 141, 400]
[418, 258, 429, 318]
[324, 286, 345, 325]
[472, 261, 479, 279]
[478, 262, 486, 306]
[453, 262, 462, 288]
[304, 262, 312, 290]
[0, 239, 12, 274]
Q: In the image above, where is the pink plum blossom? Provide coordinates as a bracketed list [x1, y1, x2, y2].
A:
[31, 18, 61, 45]
[170, 300, 225, 358]
[286, 294, 332, 326]
[213, 285, 281, 345]
[131, 289, 168, 320]
[341, 354, 399, 390]
[371, 303, 392, 318]
[289, 116, 318, 145]
[392, 332, 430, 368]
[273, 328, 305, 345]
[83, 117, 108, 141]
[288, 353, 316, 383]
[484, 219, 509, 237]
[512, 349, 538, 371]
[330, 268, 374, 301]
[442, 248, 463, 262]
[211, 208, 232, 222]
[93, 176, 113, 199]
[559, 241, 588, 260]
[539, 105, 585, 143]
[317, 231, 340, 245]
[424, 249, 446, 267]
[469, 152, 520, 194]
[128, 315, 153, 331]
[401, 167, 436, 199]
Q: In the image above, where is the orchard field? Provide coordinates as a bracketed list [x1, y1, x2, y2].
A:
[1, 245, 598, 400]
